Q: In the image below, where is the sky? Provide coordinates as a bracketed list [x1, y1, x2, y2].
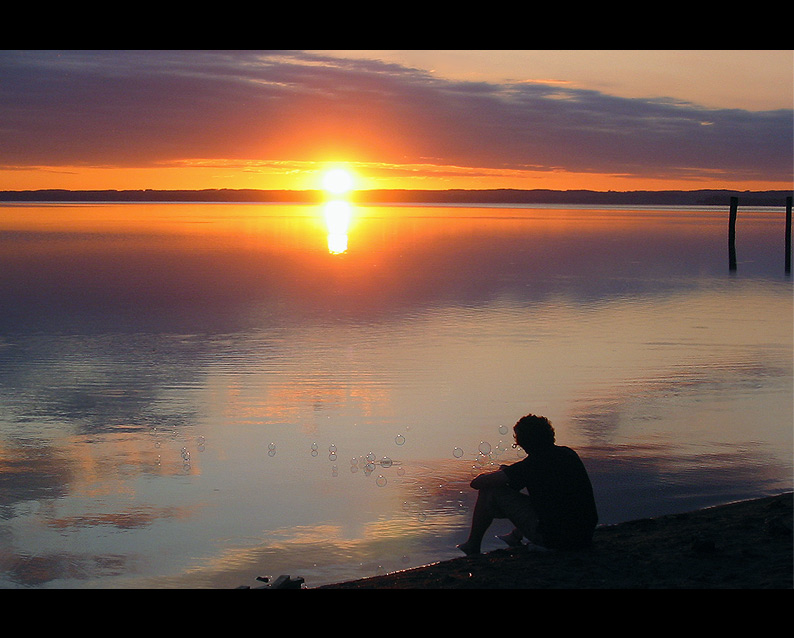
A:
[0, 50, 792, 192]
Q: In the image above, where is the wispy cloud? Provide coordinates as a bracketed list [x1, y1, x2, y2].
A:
[1, 50, 791, 185]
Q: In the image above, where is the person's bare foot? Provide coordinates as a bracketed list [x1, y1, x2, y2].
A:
[456, 541, 480, 556]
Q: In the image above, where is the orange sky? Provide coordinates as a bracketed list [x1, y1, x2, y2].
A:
[0, 51, 791, 193]
[2, 161, 789, 193]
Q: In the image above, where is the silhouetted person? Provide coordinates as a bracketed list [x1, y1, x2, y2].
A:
[457, 414, 598, 555]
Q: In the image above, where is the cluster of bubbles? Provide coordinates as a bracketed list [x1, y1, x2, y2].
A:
[451, 423, 522, 474]
[266, 432, 408, 489]
[180, 436, 207, 471]
[348, 450, 405, 487]
[150, 427, 206, 472]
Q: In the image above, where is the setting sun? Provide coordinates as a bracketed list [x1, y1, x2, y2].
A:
[322, 167, 355, 195]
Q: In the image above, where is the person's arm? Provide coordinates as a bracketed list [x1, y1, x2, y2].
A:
[470, 468, 509, 490]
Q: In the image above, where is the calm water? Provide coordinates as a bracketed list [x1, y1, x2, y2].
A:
[0, 201, 791, 588]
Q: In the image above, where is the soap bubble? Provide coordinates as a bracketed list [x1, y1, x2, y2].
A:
[380, 456, 393, 468]
[476, 453, 490, 466]
[366, 451, 375, 462]
[329, 452, 337, 461]
[376, 475, 387, 487]
[453, 447, 464, 458]
[394, 434, 405, 446]
[478, 441, 492, 455]
[329, 444, 337, 453]
[498, 425, 508, 435]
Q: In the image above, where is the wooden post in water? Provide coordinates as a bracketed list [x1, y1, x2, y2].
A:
[728, 196, 738, 272]
[786, 195, 792, 275]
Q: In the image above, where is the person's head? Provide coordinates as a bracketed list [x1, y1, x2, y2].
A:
[513, 414, 555, 452]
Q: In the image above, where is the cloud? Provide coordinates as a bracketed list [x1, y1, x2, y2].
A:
[0, 50, 791, 183]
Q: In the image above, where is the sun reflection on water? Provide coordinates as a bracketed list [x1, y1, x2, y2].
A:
[324, 200, 353, 254]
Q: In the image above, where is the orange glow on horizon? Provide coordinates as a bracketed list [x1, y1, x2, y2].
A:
[0, 161, 789, 194]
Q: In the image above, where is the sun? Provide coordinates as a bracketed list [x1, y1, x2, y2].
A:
[321, 167, 355, 195]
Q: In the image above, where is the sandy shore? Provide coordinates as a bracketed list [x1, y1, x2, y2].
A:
[316, 492, 792, 589]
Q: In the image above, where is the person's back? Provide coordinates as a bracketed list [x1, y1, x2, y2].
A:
[503, 444, 597, 549]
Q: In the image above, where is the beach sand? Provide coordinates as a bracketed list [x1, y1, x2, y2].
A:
[316, 492, 792, 589]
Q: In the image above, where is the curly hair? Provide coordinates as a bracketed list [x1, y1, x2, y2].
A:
[513, 414, 555, 450]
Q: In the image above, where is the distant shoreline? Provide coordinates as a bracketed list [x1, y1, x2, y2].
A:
[1, 188, 791, 207]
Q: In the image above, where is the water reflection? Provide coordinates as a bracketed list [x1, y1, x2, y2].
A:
[0, 202, 790, 588]
[323, 200, 353, 254]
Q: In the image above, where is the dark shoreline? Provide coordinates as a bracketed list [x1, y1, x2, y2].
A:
[313, 492, 792, 589]
[1, 188, 791, 207]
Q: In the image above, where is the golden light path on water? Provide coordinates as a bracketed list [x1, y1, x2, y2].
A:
[320, 165, 358, 254]
[324, 200, 353, 254]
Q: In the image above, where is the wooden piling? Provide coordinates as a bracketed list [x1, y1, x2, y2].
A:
[786, 196, 792, 275]
[728, 196, 738, 272]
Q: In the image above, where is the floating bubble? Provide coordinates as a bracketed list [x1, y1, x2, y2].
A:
[311, 449, 319, 457]
[329, 444, 337, 453]
[394, 434, 405, 446]
[366, 451, 375, 462]
[417, 512, 427, 522]
[311, 442, 318, 451]
[329, 452, 337, 461]
[453, 447, 464, 458]
[350, 457, 359, 466]
[498, 425, 508, 435]
[376, 475, 387, 487]
[478, 441, 492, 455]
[268, 442, 276, 450]
[267, 448, 276, 457]
[397, 466, 405, 476]
[380, 456, 393, 468]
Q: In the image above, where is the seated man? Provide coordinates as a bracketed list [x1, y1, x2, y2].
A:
[457, 414, 598, 555]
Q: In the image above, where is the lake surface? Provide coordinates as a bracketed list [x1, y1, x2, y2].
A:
[0, 201, 791, 588]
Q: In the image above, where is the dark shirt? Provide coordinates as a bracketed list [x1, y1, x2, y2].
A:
[502, 445, 598, 549]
